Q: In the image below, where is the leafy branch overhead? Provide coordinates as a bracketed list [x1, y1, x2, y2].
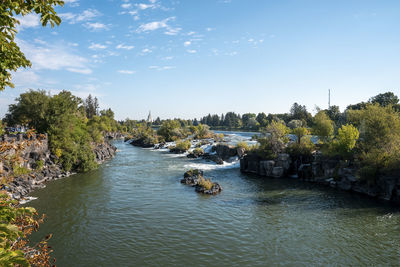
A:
[0, 0, 64, 90]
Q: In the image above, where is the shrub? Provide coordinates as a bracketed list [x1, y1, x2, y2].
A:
[236, 141, 250, 151]
[198, 176, 213, 190]
[13, 164, 31, 176]
[175, 140, 191, 151]
[35, 160, 44, 170]
[286, 136, 315, 159]
[193, 147, 204, 155]
[327, 124, 359, 159]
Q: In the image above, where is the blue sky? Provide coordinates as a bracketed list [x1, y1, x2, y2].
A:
[1, 0, 400, 120]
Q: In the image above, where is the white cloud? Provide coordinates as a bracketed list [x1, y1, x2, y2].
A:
[121, 3, 132, 9]
[17, 38, 92, 75]
[84, 22, 108, 31]
[137, 17, 175, 32]
[63, 0, 79, 6]
[184, 41, 191, 47]
[89, 43, 107, 50]
[116, 44, 135, 50]
[142, 48, 152, 53]
[17, 13, 40, 30]
[67, 68, 92, 74]
[118, 70, 136, 74]
[187, 49, 197, 54]
[12, 70, 40, 86]
[136, 3, 156, 10]
[206, 27, 215, 32]
[149, 65, 175, 71]
[60, 9, 101, 24]
[164, 27, 181, 36]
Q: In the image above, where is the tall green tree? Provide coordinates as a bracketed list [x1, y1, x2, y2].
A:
[0, 0, 64, 90]
[5, 89, 50, 132]
[312, 111, 334, 143]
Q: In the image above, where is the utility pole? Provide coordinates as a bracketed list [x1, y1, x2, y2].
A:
[328, 89, 331, 109]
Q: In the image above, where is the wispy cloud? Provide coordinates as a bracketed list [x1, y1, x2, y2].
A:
[116, 44, 135, 50]
[184, 41, 191, 47]
[118, 70, 136, 74]
[17, 13, 40, 30]
[17, 38, 92, 75]
[137, 17, 179, 35]
[149, 65, 175, 71]
[89, 43, 107, 50]
[60, 9, 101, 24]
[84, 22, 109, 31]
[187, 49, 197, 54]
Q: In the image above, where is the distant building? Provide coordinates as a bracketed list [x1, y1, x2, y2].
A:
[147, 111, 153, 123]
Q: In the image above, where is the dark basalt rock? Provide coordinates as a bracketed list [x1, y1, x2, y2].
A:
[181, 169, 204, 185]
[195, 182, 222, 195]
[169, 147, 187, 154]
[202, 153, 224, 165]
[129, 137, 155, 148]
[187, 149, 205, 158]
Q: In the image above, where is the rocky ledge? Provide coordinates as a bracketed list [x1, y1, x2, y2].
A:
[240, 153, 400, 205]
[181, 169, 222, 195]
[1, 141, 117, 200]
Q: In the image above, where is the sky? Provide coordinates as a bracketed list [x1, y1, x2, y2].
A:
[1, 0, 400, 120]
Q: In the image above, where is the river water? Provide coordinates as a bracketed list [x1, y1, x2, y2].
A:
[28, 135, 400, 266]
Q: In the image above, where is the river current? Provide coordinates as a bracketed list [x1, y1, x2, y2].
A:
[28, 132, 400, 266]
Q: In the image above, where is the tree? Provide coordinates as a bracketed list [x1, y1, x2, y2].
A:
[0, 0, 64, 90]
[369, 92, 399, 107]
[292, 127, 309, 144]
[328, 124, 359, 158]
[325, 105, 341, 124]
[5, 89, 50, 133]
[256, 112, 268, 127]
[312, 111, 334, 143]
[254, 121, 289, 159]
[290, 103, 312, 124]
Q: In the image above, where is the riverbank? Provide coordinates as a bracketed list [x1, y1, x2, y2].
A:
[0, 133, 117, 200]
[240, 153, 400, 205]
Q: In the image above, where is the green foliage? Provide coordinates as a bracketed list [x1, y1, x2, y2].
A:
[5, 90, 50, 133]
[287, 119, 303, 129]
[236, 141, 250, 151]
[35, 160, 44, 171]
[252, 121, 289, 159]
[347, 104, 400, 181]
[0, 194, 37, 266]
[193, 147, 204, 155]
[292, 127, 309, 144]
[175, 140, 191, 152]
[192, 124, 213, 139]
[157, 120, 187, 142]
[5, 90, 122, 172]
[0, 0, 63, 90]
[198, 176, 213, 190]
[286, 135, 315, 158]
[0, 121, 4, 135]
[312, 111, 334, 143]
[327, 124, 359, 158]
[12, 164, 31, 176]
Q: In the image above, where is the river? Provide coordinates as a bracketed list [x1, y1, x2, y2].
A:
[28, 134, 400, 266]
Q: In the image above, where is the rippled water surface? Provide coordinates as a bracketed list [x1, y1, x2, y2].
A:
[29, 140, 400, 266]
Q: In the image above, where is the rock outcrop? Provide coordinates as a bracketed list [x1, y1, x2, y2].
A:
[181, 169, 222, 195]
[1, 134, 117, 200]
[240, 152, 400, 205]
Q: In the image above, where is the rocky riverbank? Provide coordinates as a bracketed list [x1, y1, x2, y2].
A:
[240, 153, 400, 205]
[0, 134, 117, 200]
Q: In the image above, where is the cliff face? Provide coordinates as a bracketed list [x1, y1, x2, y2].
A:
[0, 134, 116, 199]
[240, 153, 400, 205]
